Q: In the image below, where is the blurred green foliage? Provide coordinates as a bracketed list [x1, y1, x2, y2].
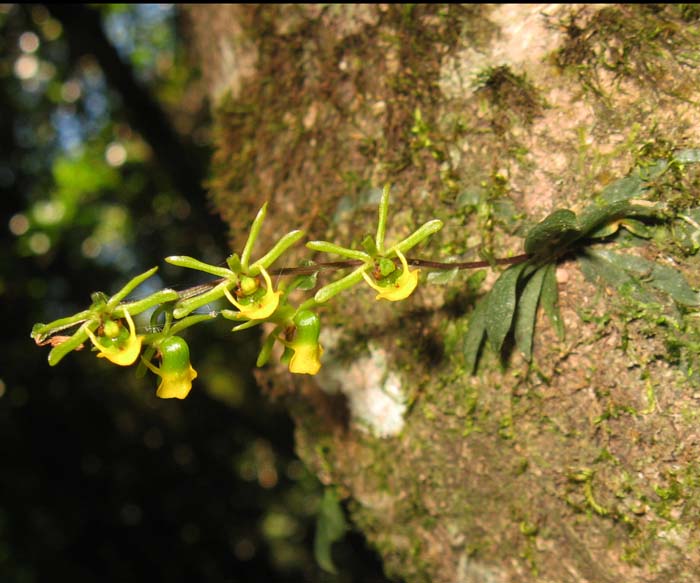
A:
[0, 5, 388, 582]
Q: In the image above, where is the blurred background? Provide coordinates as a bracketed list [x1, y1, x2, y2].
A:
[1, 5, 388, 582]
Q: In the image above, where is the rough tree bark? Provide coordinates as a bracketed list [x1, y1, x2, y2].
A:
[185, 5, 700, 582]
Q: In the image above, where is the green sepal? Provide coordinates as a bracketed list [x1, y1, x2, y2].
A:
[251, 229, 305, 273]
[256, 327, 281, 367]
[90, 291, 109, 308]
[47, 321, 97, 366]
[231, 319, 263, 332]
[240, 203, 268, 271]
[165, 255, 233, 278]
[31, 309, 92, 341]
[226, 253, 242, 272]
[135, 344, 157, 378]
[107, 267, 159, 309]
[173, 280, 234, 319]
[361, 234, 378, 256]
[113, 289, 180, 318]
[392, 219, 444, 254]
[375, 183, 391, 253]
[168, 313, 217, 337]
[314, 266, 368, 303]
[306, 240, 370, 261]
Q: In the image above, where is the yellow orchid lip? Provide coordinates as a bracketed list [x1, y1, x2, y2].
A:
[155, 364, 198, 399]
[85, 310, 142, 366]
[224, 266, 281, 320]
[141, 336, 198, 399]
[362, 250, 419, 301]
[289, 343, 324, 375]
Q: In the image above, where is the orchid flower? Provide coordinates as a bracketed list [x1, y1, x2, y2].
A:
[287, 310, 323, 375]
[85, 310, 143, 366]
[142, 336, 198, 399]
[223, 266, 281, 320]
[362, 250, 419, 301]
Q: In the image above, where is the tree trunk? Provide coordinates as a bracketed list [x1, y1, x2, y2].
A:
[185, 5, 700, 582]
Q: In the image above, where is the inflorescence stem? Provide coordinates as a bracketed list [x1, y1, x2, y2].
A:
[175, 253, 531, 301]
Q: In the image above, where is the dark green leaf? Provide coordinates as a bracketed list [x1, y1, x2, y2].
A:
[620, 218, 654, 238]
[577, 199, 660, 239]
[599, 175, 646, 203]
[540, 263, 564, 340]
[486, 262, 527, 354]
[578, 249, 653, 303]
[314, 489, 347, 574]
[464, 297, 488, 374]
[590, 249, 700, 306]
[675, 149, 700, 164]
[593, 249, 700, 307]
[524, 209, 580, 257]
[289, 272, 318, 292]
[514, 267, 547, 361]
[673, 208, 700, 255]
[649, 264, 700, 306]
[587, 221, 621, 239]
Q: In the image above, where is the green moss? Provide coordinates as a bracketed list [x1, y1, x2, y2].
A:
[474, 65, 545, 134]
[553, 5, 700, 107]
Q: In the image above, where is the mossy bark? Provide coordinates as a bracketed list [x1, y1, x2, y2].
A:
[185, 5, 700, 582]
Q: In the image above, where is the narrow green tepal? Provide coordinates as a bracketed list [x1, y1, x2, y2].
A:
[306, 240, 370, 261]
[485, 262, 528, 355]
[392, 219, 443, 254]
[240, 202, 268, 272]
[113, 289, 180, 317]
[172, 280, 234, 319]
[165, 255, 233, 278]
[314, 266, 368, 304]
[31, 309, 92, 341]
[106, 266, 159, 309]
[47, 321, 96, 366]
[250, 229, 305, 273]
[256, 326, 281, 367]
[375, 183, 391, 254]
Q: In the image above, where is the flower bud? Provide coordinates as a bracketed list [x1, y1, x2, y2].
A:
[150, 336, 198, 400]
[288, 310, 323, 375]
